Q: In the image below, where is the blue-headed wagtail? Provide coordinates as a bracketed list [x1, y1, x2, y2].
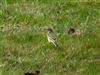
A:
[47, 28, 59, 48]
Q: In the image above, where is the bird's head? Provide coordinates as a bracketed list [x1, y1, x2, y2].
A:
[47, 28, 53, 33]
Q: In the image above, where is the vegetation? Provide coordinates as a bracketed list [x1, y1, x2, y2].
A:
[0, 0, 100, 75]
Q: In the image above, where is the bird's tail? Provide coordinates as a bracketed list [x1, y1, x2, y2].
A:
[53, 41, 59, 48]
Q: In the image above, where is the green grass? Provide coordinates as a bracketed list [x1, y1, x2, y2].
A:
[0, 0, 100, 75]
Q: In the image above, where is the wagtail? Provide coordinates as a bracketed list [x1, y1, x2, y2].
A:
[47, 28, 59, 48]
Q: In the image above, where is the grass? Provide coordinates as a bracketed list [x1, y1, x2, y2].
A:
[0, 0, 100, 75]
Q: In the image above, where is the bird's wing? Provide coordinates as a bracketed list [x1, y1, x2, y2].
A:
[48, 32, 56, 40]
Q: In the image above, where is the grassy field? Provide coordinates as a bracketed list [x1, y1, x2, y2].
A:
[0, 0, 100, 75]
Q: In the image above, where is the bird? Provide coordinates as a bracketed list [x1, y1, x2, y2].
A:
[47, 28, 59, 48]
